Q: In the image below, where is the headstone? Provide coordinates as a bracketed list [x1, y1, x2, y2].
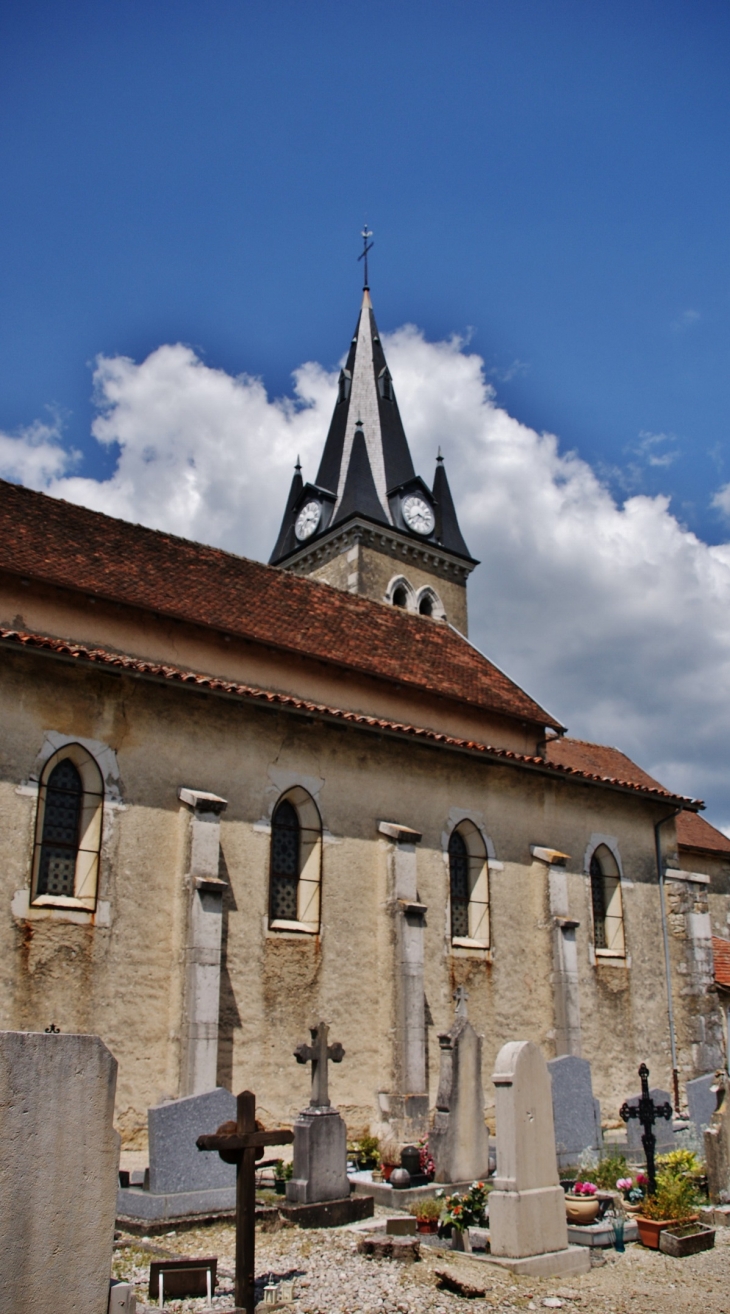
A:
[624, 1085, 674, 1153]
[0, 1030, 120, 1314]
[430, 989, 490, 1183]
[687, 1072, 718, 1141]
[117, 1087, 236, 1221]
[488, 1040, 589, 1276]
[547, 1055, 602, 1168]
[705, 1072, 730, 1204]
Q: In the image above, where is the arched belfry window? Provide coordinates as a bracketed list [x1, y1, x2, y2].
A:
[448, 820, 489, 947]
[32, 745, 104, 909]
[589, 843, 625, 956]
[269, 788, 322, 933]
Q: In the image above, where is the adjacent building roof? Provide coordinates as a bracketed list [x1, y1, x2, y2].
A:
[0, 625, 700, 807]
[0, 478, 559, 729]
[712, 937, 730, 991]
[270, 288, 474, 565]
[546, 737, 669, 793]
[675, 810, 730, 856]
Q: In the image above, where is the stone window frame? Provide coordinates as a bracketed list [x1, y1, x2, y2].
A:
[30, 742, 104, 913]
[268, 786, 322, 935]
[385, 574, 417, 611]
[415, 585, 445, 620]
[584, 834, 627, 962]
[443, 814, 493, 953]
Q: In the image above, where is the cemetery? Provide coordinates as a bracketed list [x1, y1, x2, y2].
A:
[2, 1011, 730, 1313]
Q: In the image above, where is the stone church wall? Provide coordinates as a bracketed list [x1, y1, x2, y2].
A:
[1, 646, 726, 1149]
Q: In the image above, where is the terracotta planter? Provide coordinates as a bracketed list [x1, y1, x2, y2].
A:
[416, 1218, 439, 1234]
[565, 1195, 600, 1225]
[636, 1214, 699, 1249]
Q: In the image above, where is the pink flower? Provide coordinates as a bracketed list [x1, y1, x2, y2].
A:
[616, 1177, 632, 1192]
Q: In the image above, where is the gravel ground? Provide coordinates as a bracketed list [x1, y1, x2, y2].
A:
[113, 1211, 730, 1314]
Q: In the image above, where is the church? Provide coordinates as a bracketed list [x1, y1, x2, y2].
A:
[1, 280, 729, 1150]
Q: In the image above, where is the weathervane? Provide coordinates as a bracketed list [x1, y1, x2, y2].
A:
[358, 225, 374, 289]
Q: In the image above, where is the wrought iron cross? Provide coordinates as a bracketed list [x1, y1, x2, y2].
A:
[619, 1063, 673, 1196]
[197, 1090, 293, 1314]
[358, 225, 374, 288]
[294, 1020, 345, 1108]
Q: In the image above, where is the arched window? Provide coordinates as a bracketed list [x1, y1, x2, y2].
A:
[386, 575, 416, 611]
[448, 821, 489, 947]
[32, 745, 104, 909]
[415, 586, 444, 620]
[269, 788, 322, 933]
[393, 586, 408, 608]
[419, 594, 433, 617]
[589, 844, 625, 956]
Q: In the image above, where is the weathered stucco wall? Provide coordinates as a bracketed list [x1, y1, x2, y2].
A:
[1, 644, 725, 1151]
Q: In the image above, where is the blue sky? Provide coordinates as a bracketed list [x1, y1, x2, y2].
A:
[2, 1, 730, 823]
[1, 0, 729, 528]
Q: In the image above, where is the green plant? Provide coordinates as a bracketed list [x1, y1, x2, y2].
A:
[273, 1159, 293, 1181]
[656, 1149, 700, 1179]
[441, 1180, 489, 1232]
[409, 1197, 441, 1222]
[350, 1133, 380, 1168]
[639, 1174, 699, 1222]
[592, 1153, 629, 1190]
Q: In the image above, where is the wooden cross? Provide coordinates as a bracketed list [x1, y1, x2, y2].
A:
[293, 1021, 344, 1108]
[197, 1090, 293, 1314]
[619, 1062, 673, 1196]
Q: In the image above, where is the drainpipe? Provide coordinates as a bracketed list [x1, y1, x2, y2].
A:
[654, 808, 681, 1113]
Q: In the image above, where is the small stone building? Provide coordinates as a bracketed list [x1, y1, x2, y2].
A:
[0, 285, 728, 1148]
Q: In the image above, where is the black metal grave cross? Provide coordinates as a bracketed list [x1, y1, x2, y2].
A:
[197, 1090, 293, 1314]
[619, 1062, 673, 1196]
[294, 1020, 344, 1108]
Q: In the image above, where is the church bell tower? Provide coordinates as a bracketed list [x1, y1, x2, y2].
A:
[270, 277, 478, 635]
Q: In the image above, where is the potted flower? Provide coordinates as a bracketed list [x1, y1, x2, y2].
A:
[565, 1180, 599, 1225]
[379, 1139, 401, 1183]
[409, 1197, 442, 1234]
[417, 1137, 435, 1182]
[441, 1180, 489, 1250]
[616, 1175, 645, 1214]
[635, 1175, 699, 1249]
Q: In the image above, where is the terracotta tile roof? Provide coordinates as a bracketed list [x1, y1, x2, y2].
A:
[545, 737, 669, 792]
[0, 479, 561, 730]
[676, 810, 730, 856]
[713, 937, 730, 990]
[0, 626, 700, 807]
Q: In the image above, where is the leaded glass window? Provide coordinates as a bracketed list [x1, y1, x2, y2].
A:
[270, 800, 300, 921]
[37, 759, 82, 897]
[590, 852, 608, 949]
[449, 830, 470, 939]
[589, 845, 625, 955]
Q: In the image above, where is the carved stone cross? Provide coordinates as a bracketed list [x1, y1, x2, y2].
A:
[294, 1021, 345, 1108]
[197, 1090, 293, 1314]
[454, 986, 469, 1018]
[620, 1062, 673, 1196]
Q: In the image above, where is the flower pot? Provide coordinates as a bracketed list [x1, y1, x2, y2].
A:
[416, 1218, 439, 1234]
[451, 1229, 472, 1252]
[635, 1215, 698, 1249]
[565, 1195, 600, 1225]
[659, 1223, 716, 1258]
[274, 1179, 287, 1195]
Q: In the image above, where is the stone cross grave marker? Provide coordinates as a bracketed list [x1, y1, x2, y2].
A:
[454, 985, 469, 1018]
[620, 1062, 673, 1196]
[197, 1090, 293, 1314]
[294, 1020, 344, 1107]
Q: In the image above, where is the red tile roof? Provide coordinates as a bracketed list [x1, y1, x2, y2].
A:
[676, 810, 730, 856]
[0, 479, 561, 730]
[713, 937, 730, 990]
[0, 626, 701, 807]
[546, 737, 670, 792]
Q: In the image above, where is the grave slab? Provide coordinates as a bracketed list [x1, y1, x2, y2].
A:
[547, 1055, 602, 1169]
[0, 1030, 120, 1314]
[687, 1073, 719, 1139]
[477, 1246, 590, 1276]
[279, 1194, 374, 1228]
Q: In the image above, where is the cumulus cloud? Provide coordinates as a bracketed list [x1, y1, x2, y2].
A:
[0, 415, 78, 487]
[2, 330, 730, 826]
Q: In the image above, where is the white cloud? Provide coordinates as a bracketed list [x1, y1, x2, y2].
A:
[0, 415, 78, 486]
[3, 330, 730, 827]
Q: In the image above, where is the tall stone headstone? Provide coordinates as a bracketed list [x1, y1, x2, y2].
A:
[0, 1030, 120, 1314]
[488, 1040, 588, 1276]
[687, 1072, 718, 1144]
[431, 989, 489, 1183]
[705, 1072, 730, 1204]
[117, 1087, 237, 1221]
[624, 1085, 675, 1153]
[547, 1055, 602, 1169]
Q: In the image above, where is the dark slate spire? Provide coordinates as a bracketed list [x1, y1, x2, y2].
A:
[432, 452, 472, 559]
[315, 288, 415, 518]
[269, 458, 304, 564]
[333, 423, 389, 527]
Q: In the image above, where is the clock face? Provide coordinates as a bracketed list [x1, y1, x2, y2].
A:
[295, 500, 322, 541]
[402, 495, 435, 536]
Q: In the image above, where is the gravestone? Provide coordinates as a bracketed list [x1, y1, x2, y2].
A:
[705, 1072, 730, 1203]
[547, 1055, 602, 1169]
[0, 1030, 120, 1314]
[431, 988, 490, 1183]
[623, 1084, 674, 1154]
[488, 1040, 589, 1277]
[281, 1021, 373, 1226]
[687, 1072, 718, 1142]
[117, 1087, 236, 1221]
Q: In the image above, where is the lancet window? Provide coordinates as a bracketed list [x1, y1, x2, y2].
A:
[589, 843, 625, 956]
[269, 788, 322, 933]
[448, 820, 489, 948]
[32, 744, 104, 909]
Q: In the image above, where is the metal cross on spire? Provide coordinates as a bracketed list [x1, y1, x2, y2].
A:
[358, 225, 374, 289]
